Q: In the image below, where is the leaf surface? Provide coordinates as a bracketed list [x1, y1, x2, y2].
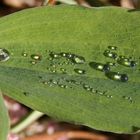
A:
[0, 93, 10, 140]
[0, 5, 140, 133]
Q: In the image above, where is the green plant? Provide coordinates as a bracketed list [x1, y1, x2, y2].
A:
[0, 4, 140, 139]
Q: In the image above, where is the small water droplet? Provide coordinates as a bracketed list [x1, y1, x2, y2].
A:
[90, 88, 97, 93]
[106, 95, 113, 98]
[59, 84, 68, 88]
[108, 46, 117, 50]
[104, 50, 118, 59]
[72, 56, 85, 64]
[49, 79, 58, 85]
[89, 62, 110, 72]
[31, 54, 41, 60]
[30, 61, 37, 65]
[107, 62, 116, 66]
[105, 72, 128, 82]
[22, 52, 28, 57]
[83, 84, 91, 91]
[74, 68, 85, 74]
[50, 69, 57, 73]
[60, 52, 67, 57]
[0, 48, 10, 62]
[42, 81, 50, 85]
[60, 68, 66, 71]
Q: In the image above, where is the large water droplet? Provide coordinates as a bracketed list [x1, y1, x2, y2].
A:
[89, 62, 110, 72]
[0, 48, 10, 62]
[105, 72, 128, 82]
[117, 57, 137, 67]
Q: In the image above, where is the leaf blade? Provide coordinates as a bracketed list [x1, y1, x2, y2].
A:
[0, 5, 139, 133]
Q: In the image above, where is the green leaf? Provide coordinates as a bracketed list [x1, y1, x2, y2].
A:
[0, 92, 10, 140]
[0, 5, 140, 134]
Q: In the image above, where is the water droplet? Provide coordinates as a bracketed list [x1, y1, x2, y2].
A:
[106, 95, 113, 98]
[60, 68, 66, 72]
[59, 84, 68, 88]
[108, 46, 117, 50]
[49, 79, 58, 85]
[42, 81, 50, 85]
[90, 88, 97, 93]
[49, 52, 60, 59]
[0, 48, 10, 62]
[117, 57, 137, 67]
[103, 50, 118, 59]
[60, 52, 67, 57]
[74, 68, 85, 74]
[30, 61, 37, 65]
[105, 72, 128, 82]
[89, 62, 110, 72]
[31, 54, 41, 60]
[83, 84, 91, 91]
[107, 62, 116, 66]
[72, 56, 85, 64]
[22, 52, 28, 57]
[50, 69, 57, 73]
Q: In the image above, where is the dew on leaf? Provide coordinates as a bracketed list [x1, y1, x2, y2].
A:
[117, 57, 137, 67]
[31, 54, 41, 60]
[30, 61, 37, 65]
[49, 52, 60, 59]
[59, 84, 68, 88]
[108, 46, 117, 50]
[22, 52, 28, 57]
[72, 55, 85, 64]
[103, 50, 118, 59]
[89, 62, 110, 72]
[60, 52, 67, 57]
[83, 84, 91, 91]
[107, 62, 116, 66]
[74, 68, 85, 74]
[0, 48, 10, 62]
[105, 72, 128, 82]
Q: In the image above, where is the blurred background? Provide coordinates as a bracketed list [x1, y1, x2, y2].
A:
[1, 0, 140, 140]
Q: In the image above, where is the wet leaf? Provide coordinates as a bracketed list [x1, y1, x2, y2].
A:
[0, 5, 140, 133]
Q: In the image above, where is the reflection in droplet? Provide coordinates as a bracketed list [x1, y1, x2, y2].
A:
[0, 48, 10, 62]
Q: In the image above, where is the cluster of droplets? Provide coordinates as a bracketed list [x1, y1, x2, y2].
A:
[49, 51, 85, 64]
[89, 46, 138, 82]
[40, 75, 114, 99]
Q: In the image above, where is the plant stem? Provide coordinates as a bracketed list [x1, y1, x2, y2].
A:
[11, 111, 44, 134]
